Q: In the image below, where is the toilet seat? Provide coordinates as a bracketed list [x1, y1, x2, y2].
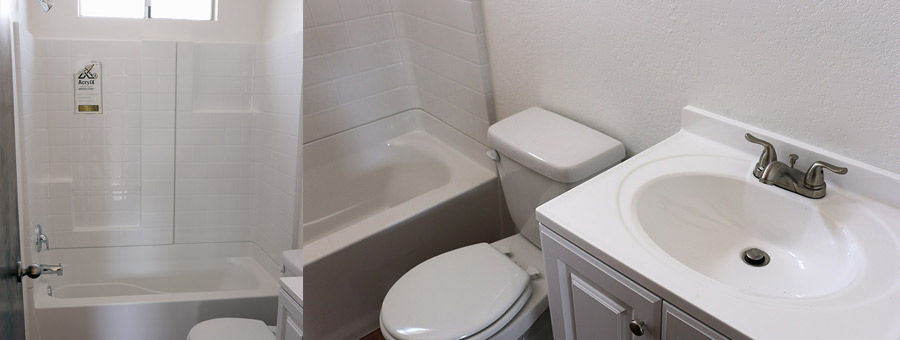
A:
[380, 243, 531, 340]
[187, 318, 275, 340]
[381, 285, 532, 340]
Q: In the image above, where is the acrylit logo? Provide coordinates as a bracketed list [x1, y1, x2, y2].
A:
[78, 64, 98, 80]
[78, 79, 96, 85]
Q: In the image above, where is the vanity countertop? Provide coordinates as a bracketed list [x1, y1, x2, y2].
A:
[537, 106, 900, 340]
[280, 276, 303, 306]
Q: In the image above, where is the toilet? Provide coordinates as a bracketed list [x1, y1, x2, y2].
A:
[379, 107, 625, 340]
[187, 249, 303, 340]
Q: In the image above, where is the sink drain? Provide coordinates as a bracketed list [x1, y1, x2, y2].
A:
[742, 248, 770, 267]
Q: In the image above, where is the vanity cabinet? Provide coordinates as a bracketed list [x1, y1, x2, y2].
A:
[276, 287, 303, 340]
[541, 227, 728, 340]
[661, 302, 727, 340]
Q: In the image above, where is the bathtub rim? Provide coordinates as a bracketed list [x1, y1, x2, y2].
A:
[302, 109, 498, 264]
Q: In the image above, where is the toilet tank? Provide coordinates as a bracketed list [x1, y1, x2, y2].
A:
[487, 107, 625, 247]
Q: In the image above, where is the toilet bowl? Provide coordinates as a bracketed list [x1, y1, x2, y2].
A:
[379, 107, 624, 340]
[187, 249, 303, 340]
[188, 318, 276, 340]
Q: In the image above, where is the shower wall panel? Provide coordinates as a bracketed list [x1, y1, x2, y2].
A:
[24, 38, 176, 248]
[14, 27, 302, 259]
[174, 42, 257, 244]
[302, 0, 494, 145]
[302, 0, 417, 142]
[392, 0, 494, 145]
[251, 32, 303, 265]
[14, 24, 48, 259]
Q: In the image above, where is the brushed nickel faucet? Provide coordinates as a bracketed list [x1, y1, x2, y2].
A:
[745, 133, 847, 199]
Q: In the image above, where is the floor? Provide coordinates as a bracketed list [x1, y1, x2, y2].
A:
[360, 329, 386, 340]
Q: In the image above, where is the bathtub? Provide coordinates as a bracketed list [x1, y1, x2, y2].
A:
[32, 242, 281, 340]
[303, 109, 506, 340]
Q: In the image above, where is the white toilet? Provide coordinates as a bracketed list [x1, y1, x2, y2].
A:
[187, 249, 304, 340]
[379, 107, 625, 340]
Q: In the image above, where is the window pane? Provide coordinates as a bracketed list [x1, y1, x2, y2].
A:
[80, 0, 145, 18]
[151, 0, 213, 20]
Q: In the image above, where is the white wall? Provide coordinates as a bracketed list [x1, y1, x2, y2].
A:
[25, 0, 265, 43]
[483, 1, 900, 174]
[263, 0, 303, 40]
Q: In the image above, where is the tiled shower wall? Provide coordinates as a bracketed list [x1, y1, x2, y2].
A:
[302, 0, 492, 144]
[14, 25, 47, 259]
[302, 0, 417, 142]
[14, 25, 302, 266]
[251, 32, 303, 261]
[27, 38, 177, 248]
[394, 0, 494, 145]
[175, 42, 257, 244]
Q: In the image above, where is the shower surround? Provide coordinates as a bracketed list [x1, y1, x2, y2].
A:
[13, 21, 302, 340]
[15, 25, 302, 265]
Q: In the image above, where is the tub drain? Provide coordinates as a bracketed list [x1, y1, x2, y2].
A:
[742, 248, 770, 267]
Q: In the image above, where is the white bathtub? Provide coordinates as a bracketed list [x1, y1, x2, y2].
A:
[32, 242, 281, 340]
[303, 110, 506, 340]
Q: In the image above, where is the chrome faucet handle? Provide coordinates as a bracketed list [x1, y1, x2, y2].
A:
[745, 133, 778, 176]
[803, 161, 848, 190]
[35, 224, 49, 252]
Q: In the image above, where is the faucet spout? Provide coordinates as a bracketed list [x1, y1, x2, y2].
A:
[759, 161, 790, 185]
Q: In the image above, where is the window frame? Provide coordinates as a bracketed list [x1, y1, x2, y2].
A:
[78, 0, 218, 21]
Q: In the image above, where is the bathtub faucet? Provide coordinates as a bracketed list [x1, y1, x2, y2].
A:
[17, 262, 63, 282]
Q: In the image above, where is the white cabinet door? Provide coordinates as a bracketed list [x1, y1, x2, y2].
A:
[277, 288, 304, 340]
[662, 302, 729, 340]
[542, 227, 662, 340]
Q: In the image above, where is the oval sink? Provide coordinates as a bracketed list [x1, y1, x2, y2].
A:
[620, 156, 863, 299]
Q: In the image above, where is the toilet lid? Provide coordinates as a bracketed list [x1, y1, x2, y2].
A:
[187, 318, 274, 340]
[381, 243, 530, 340]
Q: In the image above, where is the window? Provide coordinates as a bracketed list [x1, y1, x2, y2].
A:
[79, 0, 216, 21]
[80, 0, 144, 19]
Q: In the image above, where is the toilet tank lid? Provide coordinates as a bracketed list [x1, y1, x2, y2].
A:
[488, 107, 625, 183]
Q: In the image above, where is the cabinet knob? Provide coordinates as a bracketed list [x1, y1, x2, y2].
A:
[629, 320, 646, 337]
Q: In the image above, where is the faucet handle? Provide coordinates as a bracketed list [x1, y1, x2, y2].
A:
[745, 133, 778, 176]
[803, 161, 848, 190]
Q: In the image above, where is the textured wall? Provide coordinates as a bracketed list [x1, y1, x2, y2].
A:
[484, 0, 900, 173]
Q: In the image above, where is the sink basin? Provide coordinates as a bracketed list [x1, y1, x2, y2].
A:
[619, 156, 864, 298]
